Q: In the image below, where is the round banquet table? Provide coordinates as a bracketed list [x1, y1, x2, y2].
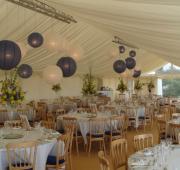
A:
[0, 127, 64, 170]
[128, 145, 180, 170]
[57, 112, 112, 144]
[0, 106, 35, 122]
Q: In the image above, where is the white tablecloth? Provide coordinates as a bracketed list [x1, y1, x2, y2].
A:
[0, 106, 35, 122]
[0, 128, 64, 170]
[124, 105, 145, 128]
[48, 103, 77, 113]
[128, 146, 180, 170]
[57, 112, 112, 144]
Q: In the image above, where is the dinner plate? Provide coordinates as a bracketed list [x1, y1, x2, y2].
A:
[12, 127, 21, 130]
[143, 149, 154, 156]
[3, 134, 24, 139]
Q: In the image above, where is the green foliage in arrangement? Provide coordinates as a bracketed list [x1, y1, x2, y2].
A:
[134, 79, 143, 91]
[116, 78, 127, 93]
[147, 80, 155, 92]
[0, 69, 25, 106]
[82, 72, 97, 96]
[52, 83, 61, 93]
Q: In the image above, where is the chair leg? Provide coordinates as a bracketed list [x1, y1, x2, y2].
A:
[103, 140, 106, 155]
[88, 140, 92, 153]
[109, 137, 112, 153]
[76, 137, 79, 154]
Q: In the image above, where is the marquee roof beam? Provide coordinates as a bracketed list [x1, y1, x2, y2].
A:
[6, 0, 77, 24]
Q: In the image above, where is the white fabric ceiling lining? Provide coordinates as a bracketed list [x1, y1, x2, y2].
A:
[0, 0, 170, 77]
[48, 0, 180, 67]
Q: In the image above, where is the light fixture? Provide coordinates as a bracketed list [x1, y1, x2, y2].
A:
[0, 40, 21, 70]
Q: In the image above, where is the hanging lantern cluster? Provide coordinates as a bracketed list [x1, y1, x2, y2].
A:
[0, 40, 33, 79]
[0, 31, 77, 84]
[0, 32, 44, 79]
[113, 45, 141, 78]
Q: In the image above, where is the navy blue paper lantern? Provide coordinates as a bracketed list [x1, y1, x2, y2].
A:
[125, 57, 136, 69]
[119, 46, 125, 53]
[18, 64, 33, 79]
[0, 40, 21, 70]
[133, 70, 141, 78]
[28, 32, 43, 48]
[57, 56, 77, 77]
[129, 50, 136, 57]
[113, 60, 126, 73]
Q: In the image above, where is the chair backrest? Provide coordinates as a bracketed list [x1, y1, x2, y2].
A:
[110, 138, 127, 170]
[178, 133, 180, 144]
[89, 118, 106, 136]
[145, 104, 154, 118]
[89, 103, 98, 113]
[134, 134, 153, 151]
[46, 113, 55, 122]
[4, 120, 22, 128]
[169, 123, 180, 143]
[77, 107, 87, 113]
[56, 109, 66, 116]
[157, 119, 166, 134]
[36, 106, 46, 120]
[170, 105, 176, 116]
[41, 120, 55, 129]
[55, 128, 72, 168]
[160, 105, 171, 121]
[62, 116, 77, 131]
[98, 151, 110, 170]
[126, 107, 137, 117]
[110, 115, 124, 136]
[6, 141, 37, 170]
[65, 124, 75, 154]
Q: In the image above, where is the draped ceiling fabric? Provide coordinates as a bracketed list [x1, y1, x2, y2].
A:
[1, 0, 180, 77]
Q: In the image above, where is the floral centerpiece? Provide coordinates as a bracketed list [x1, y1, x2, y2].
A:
[52, 83, 61, 93]
[147, 80, 155, 93]
[134, 79, 143, 94]
[0, 70, 25, 106]
[117, 78, 127, 94]
[82, 71, 97, 96]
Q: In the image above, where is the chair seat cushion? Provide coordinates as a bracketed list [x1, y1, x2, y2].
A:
[46, 155, 65, 165]
[139, 116, 150, 120]
[74, 131, 82, 136]
[105, 131, 121, 136]
[10, 163, 33, 170]
[58, 129, 65, 134]
[87, 133, 103, 138]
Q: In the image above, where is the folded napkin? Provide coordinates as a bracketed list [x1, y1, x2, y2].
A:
[131, 159, 148, 166]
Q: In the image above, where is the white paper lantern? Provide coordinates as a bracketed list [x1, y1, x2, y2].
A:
[44, 33, 60, 52]
[69, 45, 84, 61]
[60, 38, 70, 52]
[43, 65, 63, 85]
[109, 46, 119, 58]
